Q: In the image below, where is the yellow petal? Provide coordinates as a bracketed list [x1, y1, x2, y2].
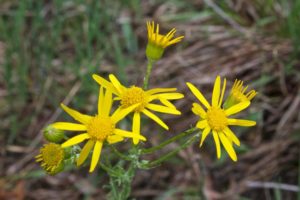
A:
[114, 129, 146, 141]
[196, 120, 207, 129]
[212, 131, 221, 159]
[192, 103, 206, 119]
[92, 74, 119, 95]
[218, 78, 226, 107]
[146, 88, 177, 95]
[98, 87, 104, 116]
[219, 132, 237, 161]
[89, 141, 103, 172]
[200, 127, 211, 147]
[224, 127, 240, 146]
[77, 140, 95, 166]
[212, 76, 221, 107]
[61, 104, 92, 125]
[109, 74, 124, 94]
[107, 135, 124, 144]
[149, 93, 184, 101]
[61, 133, 90, 148]
[225, 101, 250, 116]
[111, 104, 138, 123]
[142, 109, 169, 130]
[52, 122, 86, 131]
[186, 82, 211, 109]
[159, 98, 176, 109]
[102, 89, 112, 117]
[132, 112, 141, 145]
[227, 119, 256, 126]
[146, 103, 181, 115]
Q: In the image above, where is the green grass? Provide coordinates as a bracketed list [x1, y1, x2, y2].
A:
[0, 0, 140, 144]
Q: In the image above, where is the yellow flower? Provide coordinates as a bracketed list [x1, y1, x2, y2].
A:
[51, 88, 146, 172]
[187, 76, 256, 161]
[146, 21, 184, 61]
[223, 79, 257, 109]
[93, 74, 184, 144]
[35, 143, 65, 175]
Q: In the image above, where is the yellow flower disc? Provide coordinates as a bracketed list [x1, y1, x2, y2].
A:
[36, 143, 64, 175]
[121, 86, 148, 112]
[87, 116, 115, 141]
[206, 107, 228, 131]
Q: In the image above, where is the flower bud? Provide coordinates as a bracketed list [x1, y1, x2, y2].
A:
[43, 125, 65, 143]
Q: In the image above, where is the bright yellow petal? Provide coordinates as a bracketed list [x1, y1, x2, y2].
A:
[192, 103, 206, 119]
[228, 119, 256, 126]
[225, 101, 250, 116]
[212, 76, 221, 107]
[132, 112, 141, 145]
[159, 98, 176, 109]
[109, 74, 124, 94]
[146, 103, 181, 115]
[146, 88, 177, 95]
[218, 78, 226, 107]
[212, 131, 221, 159]
[199, 127, 211, 147]
[89, 141, 103, 172]
[219, 132, 237, 161]
[142, 109, 169, 130]
[114, 129, 146, 141]
[77, 140, 95, 166]
[107, 135, 124, 144]
[102, 89, 112, 117]
[111, 104, 139, 123]
[92, 74, 119, 95]
[196, 120, 207, 129]
[224, 127, 240, 146]
[186, 82, 211, 109]
[61, 133, 90, 148]
[52, 122, 87, 131]
[61, 104, 92, 125]
[149, 93, 184, 101]
[98, 87, 104, 116]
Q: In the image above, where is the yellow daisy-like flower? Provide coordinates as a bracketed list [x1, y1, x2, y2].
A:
[223, 79, 257, 109]
[93, 74, 184, 144]
[35, 143, 65, 175]
[51, 88, 146, 172]
[187, 76, 256, 161]
[146, 21, 184, 61]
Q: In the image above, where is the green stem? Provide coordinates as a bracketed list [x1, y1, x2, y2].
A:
[142, 132, 200, 169]
[143, 59, 154, 90]
[110, 145, 131, 161]
[141, 127, 197, 154]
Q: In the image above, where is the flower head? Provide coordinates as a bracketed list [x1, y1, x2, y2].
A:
[146, 21, 184, 61]
[93, 74, 184, 144]
[35, 143, 65, 175]
[223, 79, 257, 109]
[51, 88, 146, 172]
[187, 76, 256, 161]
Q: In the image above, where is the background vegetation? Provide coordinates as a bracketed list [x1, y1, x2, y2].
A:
[1, 0, 300, 199]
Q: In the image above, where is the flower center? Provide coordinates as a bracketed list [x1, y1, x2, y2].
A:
[232, 90, 249, 103]
[121, 86, 148, 112]
[87, 115, 115, 141]
[206, 107, 228, 131]
[40, 143, 64, 167]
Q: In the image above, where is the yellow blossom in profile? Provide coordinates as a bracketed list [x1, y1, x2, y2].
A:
[93, 74, 184, 144]
[51, 88, 146, 172]
[35, 143, 65, 175]
[187, 76, 256, 161]
[146, 21, 184, 61]
[223, 79, 257, 109]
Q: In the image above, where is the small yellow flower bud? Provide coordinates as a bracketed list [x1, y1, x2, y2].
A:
[146, 21, 184, 61]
